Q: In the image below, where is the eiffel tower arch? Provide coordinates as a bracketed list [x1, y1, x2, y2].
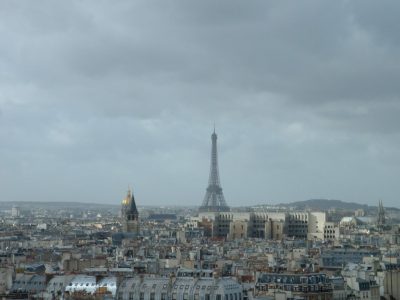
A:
[199, 129, 230, 213]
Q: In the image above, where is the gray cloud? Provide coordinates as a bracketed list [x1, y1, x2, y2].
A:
[1, 0, 400, 207]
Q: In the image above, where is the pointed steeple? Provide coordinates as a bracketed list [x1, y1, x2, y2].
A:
[129, 188, 138, 215]
[127, 186, 132, 200]
[377, 199, 385, 228]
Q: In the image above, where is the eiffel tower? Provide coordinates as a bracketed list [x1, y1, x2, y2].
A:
[199, 128, 230, 212]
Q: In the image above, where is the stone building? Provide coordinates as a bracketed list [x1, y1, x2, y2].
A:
[256, 272, 333, 300]
[116, 269, 243, 300]
[121, 188, 140, 235]
[196, 211, 330, 241]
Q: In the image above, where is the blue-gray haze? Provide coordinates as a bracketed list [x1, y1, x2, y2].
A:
[0, 1, 399, 207]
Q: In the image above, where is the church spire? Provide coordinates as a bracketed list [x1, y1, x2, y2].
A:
[121, 186, 139, 234]
[377, 199, 385, 229]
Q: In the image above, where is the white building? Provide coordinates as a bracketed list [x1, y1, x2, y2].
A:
[11, 206, 20, 218]
[117, 269, 243, 300]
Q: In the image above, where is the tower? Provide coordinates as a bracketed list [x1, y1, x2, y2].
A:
[377, 199, 385, 229]
[121, 187, 139, 234]
[199, 128, 230, 212]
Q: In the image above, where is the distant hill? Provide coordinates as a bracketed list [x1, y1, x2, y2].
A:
[276, 199, 399, 211]
[0, 201, 119, 211]
[0, 201, 194, 211]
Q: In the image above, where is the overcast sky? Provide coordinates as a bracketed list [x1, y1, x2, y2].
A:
[1, 1, 400, 207]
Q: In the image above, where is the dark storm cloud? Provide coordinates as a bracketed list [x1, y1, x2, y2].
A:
[1, 0, 400, 206]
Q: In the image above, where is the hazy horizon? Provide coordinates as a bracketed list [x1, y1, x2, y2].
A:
[0, 198, 395, 210]
[1, 1, 400, 207]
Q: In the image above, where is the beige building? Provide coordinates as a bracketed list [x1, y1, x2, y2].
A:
[228, 220, 249, 240]
[323, 222, 340, 240]
[196, 210, 335, 241]
[0, 266, 13, 293]
[384, 269, 400, 300]
[265, 219, 285, 240]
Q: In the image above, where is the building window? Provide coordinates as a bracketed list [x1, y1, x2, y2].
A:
[150, 292, 155, 300]
[140, 292, 144, 300]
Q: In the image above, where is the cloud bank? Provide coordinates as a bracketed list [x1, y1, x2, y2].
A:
[1, 0, 399, 207]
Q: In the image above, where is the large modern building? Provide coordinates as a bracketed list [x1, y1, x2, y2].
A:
[195, 210, 337, 241]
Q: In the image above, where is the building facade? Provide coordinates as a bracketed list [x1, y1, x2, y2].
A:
[256, 272, 333, 300]
[196, 211, 331, 241]
[117, 269, 243, 300]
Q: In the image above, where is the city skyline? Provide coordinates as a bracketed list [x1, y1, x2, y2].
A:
[1, 1, 400, 207]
